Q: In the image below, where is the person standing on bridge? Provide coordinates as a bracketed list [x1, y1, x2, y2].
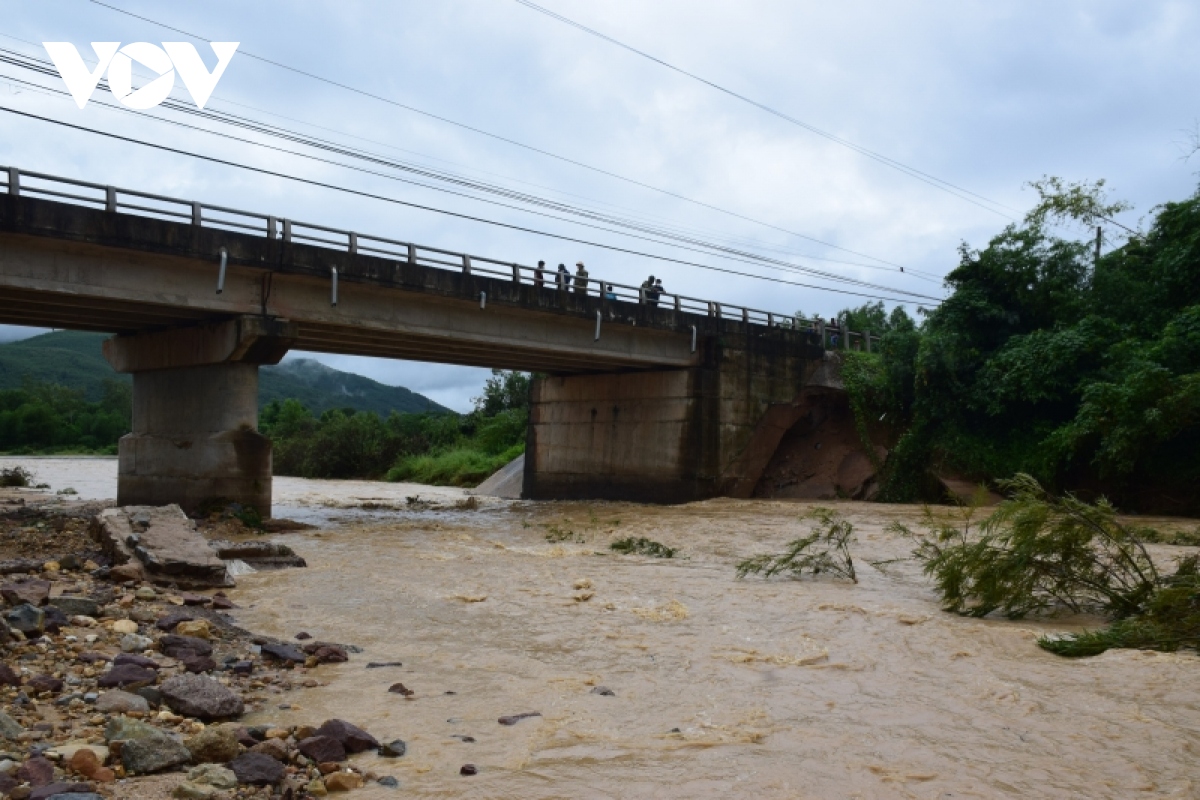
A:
[654, 278, 665, 306]
[647, 277, 661, 308]
[556, 263, 569, 290]
[535, 260, 546, 289]
[604, 284, 617, 301]
[574, 261, 589, 296]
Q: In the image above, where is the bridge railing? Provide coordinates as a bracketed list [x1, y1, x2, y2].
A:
[1, 165, 881, 352]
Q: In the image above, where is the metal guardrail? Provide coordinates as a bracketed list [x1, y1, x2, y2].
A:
[0, 165, 881, 352]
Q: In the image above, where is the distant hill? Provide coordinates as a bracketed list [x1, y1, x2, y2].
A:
[0, 331, 451, 416]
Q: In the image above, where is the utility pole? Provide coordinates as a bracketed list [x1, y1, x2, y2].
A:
[1095, 225, 1102, 266]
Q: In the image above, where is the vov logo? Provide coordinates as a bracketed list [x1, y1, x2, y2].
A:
[43, 42, 239, 110]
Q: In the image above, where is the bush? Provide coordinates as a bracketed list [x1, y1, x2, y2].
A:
[386, 444, 523, 487]
[896, 473, 1200, 656]
[0, 465, 34, 487]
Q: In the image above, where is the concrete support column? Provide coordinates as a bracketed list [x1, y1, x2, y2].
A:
[104, 316, 297, 516]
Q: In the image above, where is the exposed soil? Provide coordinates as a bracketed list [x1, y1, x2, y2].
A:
[753, 393, 884, 500]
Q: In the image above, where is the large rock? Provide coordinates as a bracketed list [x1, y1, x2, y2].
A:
[6, 603, 45, 635]
[91, 505, 232, 589]
[187, 763, 238, 789]
[297, 736, 345, 764]
[227, 752, 285, 786]
[159, 635, 213, 659]
[121, 727, 191, 774]
[17, 756, 54, 786]
[48, 596, 100, 617]
[259, 642, 305, 664]
[0, 580, 50, 606]
[28, 783, 94, 800]
[160, 674, 244, 720]
[97, 664, 157, 689]
[0, 664, 21, 687]
[834, 447, 887, 499]
[314, 720, 379, 754]
[0, 711, 25, 739]
[185, 724, 242, 764]
[95, 691, 150, 714]
[104, 717, 164, 744]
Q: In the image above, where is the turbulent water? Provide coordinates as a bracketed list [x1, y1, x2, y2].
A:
[5, 458, 1199, 798]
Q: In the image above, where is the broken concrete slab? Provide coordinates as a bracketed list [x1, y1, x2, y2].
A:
[90, 506, 232, 589]
[207, 541, 306, 570]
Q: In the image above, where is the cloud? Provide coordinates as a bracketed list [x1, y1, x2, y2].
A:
[2, 0, 1197, 407]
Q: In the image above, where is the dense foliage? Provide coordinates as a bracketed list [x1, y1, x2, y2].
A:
[0, 380, 131, 454]
[263, 369, 529, 485]
[840, 180, 1200, 512]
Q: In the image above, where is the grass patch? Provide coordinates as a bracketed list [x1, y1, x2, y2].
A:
[610, 537, 677, 558]
[386, 444, 523, 487]
[736, 508, 857, 582]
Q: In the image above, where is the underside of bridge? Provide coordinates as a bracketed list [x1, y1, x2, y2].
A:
[1, 192, 835, 514]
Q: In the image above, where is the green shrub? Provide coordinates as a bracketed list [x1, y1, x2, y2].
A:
[736, 508, 856, 582]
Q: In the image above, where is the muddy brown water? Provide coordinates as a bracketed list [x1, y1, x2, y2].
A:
[3, 458, 1199, 798]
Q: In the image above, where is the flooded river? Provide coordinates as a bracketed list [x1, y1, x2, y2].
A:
[5, 457, 1199, 798]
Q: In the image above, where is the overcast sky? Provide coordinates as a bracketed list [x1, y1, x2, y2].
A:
[2, 1, 1197, 410]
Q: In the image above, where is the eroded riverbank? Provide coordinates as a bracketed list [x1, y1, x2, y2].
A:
[3, 458, 1199, 798]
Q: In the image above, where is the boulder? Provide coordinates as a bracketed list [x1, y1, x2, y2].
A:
[0, 711, 24, 739]
[26, 674, 63, 693]
[90, 506, 232, 589]
[66, 748, 114, 782]
[97, 664, 157, 689]
[104, 716, 158, 743]
[1, 580, 50, 606]
[181, 654, 217, 674]
[324, 771, 364, 792]
[160, 674, 244, 720]
[185, 724, 242, 764]
[314, 720, 379, 754]
[0, 664, 21, 686]
[48, 596, 99, 617]
[17, 756, 54, 786]
[95, 691, 150, 714]
[379, 739, 406, 758]
[42, 605, 70, 633]
[121, 727, 191, 774]
[174, 620, 211, 639]
[159, 635, 213, 659]
[835, 447, 887, 499]
[297, 736, 345, 764]
[228, 752, 285, 786]
[248, 738, 288, 762]
[112, 653, 160, 670]
[6, 603, 45, 635]
[119, 634, 154, 653]
[155, 611, 195, 631]
[186, 763, 238, 789]
[259, 642, 305, 663]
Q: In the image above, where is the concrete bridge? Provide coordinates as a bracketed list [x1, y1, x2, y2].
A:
[0, 167, 867, 513]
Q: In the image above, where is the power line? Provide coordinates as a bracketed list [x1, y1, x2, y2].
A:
[83, 0, 923, 273]
[0, 104, 937, 306]
[0, 47, 942, 297]
[512, 0, 1020, 219]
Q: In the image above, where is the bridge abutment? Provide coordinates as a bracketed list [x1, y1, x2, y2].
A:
[523, 332, 829, 502]
[103, 316, 297, 517]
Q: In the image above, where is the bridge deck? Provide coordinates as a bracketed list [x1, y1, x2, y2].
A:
[0, 192, 812, 373]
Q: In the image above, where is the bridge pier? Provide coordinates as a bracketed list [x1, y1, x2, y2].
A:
[103, 316, 297, 517]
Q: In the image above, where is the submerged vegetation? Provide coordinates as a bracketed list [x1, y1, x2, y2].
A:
[736, 508, 857, 582]
[610, 537, 677, 558]
[894, 475, 1200, 657]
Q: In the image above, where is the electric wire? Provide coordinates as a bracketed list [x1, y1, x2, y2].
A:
[0, 47, 943, 297]
[512, 0, 1019, 219]
[83, 0, 924, 274]
[0, 104, 938, 306]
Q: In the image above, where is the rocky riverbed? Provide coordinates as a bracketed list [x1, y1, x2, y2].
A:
[2, 458, 1200, 799]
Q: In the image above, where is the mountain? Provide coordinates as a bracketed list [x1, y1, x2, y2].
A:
[0, 331, 451, 416]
